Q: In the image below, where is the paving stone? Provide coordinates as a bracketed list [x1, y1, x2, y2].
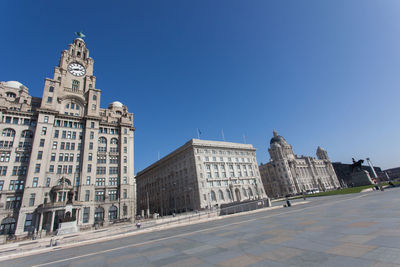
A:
[361, 247, 400, 265]
[258, 247, 303, 261]
[326, 242, 376, 257]
[366, 236, 400, 249]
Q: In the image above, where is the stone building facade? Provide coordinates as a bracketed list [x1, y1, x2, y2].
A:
[259, 131, 340, 198]
[0, 37, 135, 237]
[136, 139, 268, 216]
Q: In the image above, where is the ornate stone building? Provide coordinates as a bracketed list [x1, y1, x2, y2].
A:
[259, 131, 340, 198]
[136, 139, 268, 216]
[0, 37, 135, 237]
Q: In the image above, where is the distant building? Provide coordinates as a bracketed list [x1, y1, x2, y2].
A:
[136, 139, 268, 216]
[332, 162, 385, 186]
[384, 167, 400, 180]
[259, 131, 340, 198]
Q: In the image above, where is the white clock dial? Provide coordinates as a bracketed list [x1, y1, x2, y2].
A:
[68, 63, 86, 77]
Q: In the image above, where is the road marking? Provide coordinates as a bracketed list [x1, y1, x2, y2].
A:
[31, 193, 369, 267]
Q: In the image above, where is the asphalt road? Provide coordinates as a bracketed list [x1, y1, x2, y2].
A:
[3, 188, 400, 267]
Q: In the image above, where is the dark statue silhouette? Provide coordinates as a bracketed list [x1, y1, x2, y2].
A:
[350, 158, 364, 172]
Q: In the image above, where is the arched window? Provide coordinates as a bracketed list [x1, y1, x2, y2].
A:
[218, 190, 224, 200]
[21, 130, 33, 138]
[2, 128, 15, 137]
[210, 191, 216, 202]
[248, 188, 253, 198]
[109, 206, 118, 220]
[242, 188, 248, 198]
[95, 207, 104, 222]
[110, 138, 118, 145]
[98, 137, 107, 144]
[226, 189, 232, 200]
[6, 92, 16, 98]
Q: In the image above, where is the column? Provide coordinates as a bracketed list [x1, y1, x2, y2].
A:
[50, 211, 56, 232]
[38, 212, 44, 231]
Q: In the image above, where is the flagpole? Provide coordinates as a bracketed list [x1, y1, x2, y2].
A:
[197, 128, 200, 139]
[243, 134, 247, 144]
[221, 129, 225, 141]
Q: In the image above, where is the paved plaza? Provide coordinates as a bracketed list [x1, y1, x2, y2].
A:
[2, 188, 400, 267]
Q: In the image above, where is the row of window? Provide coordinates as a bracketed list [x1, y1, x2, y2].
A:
[2, 117, 36, 126]
[201, 170, 255, 179]
[206, 179, 257, 187]
[200, 156, 255, 163]
[54, 120, 84, 129]
[204, 164, 255, 171]
[94, 189, 127, 202]
[0, 179, 24, 191]
[54, 130, 83, 140]
[1, 129, 33, 138]
[196, 148, 254, 156]
[85, 176, 128, 185]
[83, 205, 128, 224]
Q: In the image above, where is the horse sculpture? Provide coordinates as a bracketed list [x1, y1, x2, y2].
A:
[350, 158, 364, 172]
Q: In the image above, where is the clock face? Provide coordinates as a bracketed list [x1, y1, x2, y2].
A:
[68, 63, 86, 77]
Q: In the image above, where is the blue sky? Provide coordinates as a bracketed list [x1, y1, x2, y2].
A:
[1, 1, 399, 171]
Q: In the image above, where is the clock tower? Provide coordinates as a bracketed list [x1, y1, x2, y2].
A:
[40, 37, 99, 117]
[13, 36, 136, 236]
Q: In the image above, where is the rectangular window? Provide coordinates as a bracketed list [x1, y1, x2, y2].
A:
[89, 142, 93, 150]
[123, 205, 127, 216]
[0, 166, 7, 176]
[47, 96, 52, 103]
[32, 177, 38, 187]
[24, 214, 33, 231]
[83, 207, 90, 223]
[35, 164, 40, 173]
[62, 131, 66, 139]
[44, 116, 49, 123]
[29, 193, 35, 206]
[41, 127, 47, 135]
[52, 141, 57, 149]
[88, 164, 92, 173]
[0, 180, 3, 190]
[46, 177, 51, 187]
[51, 153, 56, 161]
[54, 130, 59, 138]
[40, 139, 45, 147]
[37, 151, 43, 160]
[95, 191, 105, 201]
[108, 190, 118, 201]
[86, 176, 91, 185]
[123, 189, 127, 199]
[49, 86, 54, 92]
[85, 190, 90, 201]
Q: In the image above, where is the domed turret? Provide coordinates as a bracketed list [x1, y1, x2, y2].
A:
[5, 81, 24, 89]
[270, 130, 289, 146]
[109, 101, 124, 108]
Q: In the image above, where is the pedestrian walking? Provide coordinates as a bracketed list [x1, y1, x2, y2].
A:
[285, 196, 291, 207]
